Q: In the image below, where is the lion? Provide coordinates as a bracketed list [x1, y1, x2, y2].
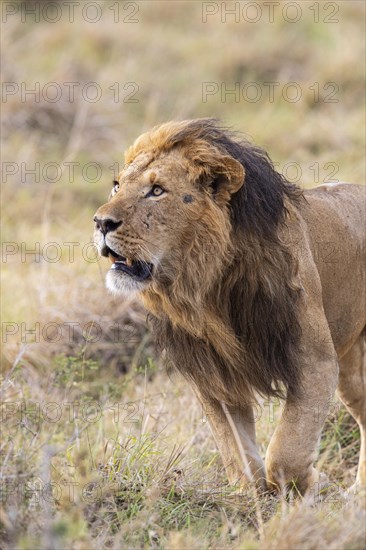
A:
[94, 119, 366, 496]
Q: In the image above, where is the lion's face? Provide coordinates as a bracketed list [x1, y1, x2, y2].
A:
[94, 150, 210, 295]
[94, 122, 245, 297]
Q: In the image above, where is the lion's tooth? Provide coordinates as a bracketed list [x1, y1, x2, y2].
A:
[109, 254, 116, 264]
[126, 258, 133, 266]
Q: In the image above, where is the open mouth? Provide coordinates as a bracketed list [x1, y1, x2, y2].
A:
[104, 246, 153, 282]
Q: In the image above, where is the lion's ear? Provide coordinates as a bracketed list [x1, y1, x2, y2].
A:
[185, 144, 245, 199]
[209, 156, 245, 199]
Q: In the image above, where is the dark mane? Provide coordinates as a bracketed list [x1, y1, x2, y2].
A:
[166, 118, 302, 236]
[143, 119, 305, 403]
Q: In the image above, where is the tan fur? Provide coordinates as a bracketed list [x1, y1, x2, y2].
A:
[94, 119, 366, 496]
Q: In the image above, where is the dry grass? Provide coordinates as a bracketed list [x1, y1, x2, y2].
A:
[1, 1, 365, 548]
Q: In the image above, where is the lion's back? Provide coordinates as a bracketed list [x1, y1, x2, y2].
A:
[301, 183, 366, 356]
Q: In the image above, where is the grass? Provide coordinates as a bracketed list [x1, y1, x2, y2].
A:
[1, 1, 365, 548]
[1, 354, 365, 548]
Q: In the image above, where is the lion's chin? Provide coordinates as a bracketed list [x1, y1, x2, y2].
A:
[106, 269, 150, 296]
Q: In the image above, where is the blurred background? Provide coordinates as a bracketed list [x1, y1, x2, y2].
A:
[1, 1, 365, 548]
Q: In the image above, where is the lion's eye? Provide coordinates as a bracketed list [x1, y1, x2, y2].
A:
[147, 185, 165, 198]
[153, 185, 164, 196]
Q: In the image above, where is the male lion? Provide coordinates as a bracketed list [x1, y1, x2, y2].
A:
[94, 119, 365, 496]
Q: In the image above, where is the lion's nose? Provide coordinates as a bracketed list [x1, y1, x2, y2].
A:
[93, 216, 122, 234]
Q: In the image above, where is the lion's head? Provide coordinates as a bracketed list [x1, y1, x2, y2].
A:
[94, 119, 245, 299]
[94, 119, 303, 402]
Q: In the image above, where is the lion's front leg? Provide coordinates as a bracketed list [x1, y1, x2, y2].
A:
[265, 305, 339, 497]
[194, 387, 266, 490]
